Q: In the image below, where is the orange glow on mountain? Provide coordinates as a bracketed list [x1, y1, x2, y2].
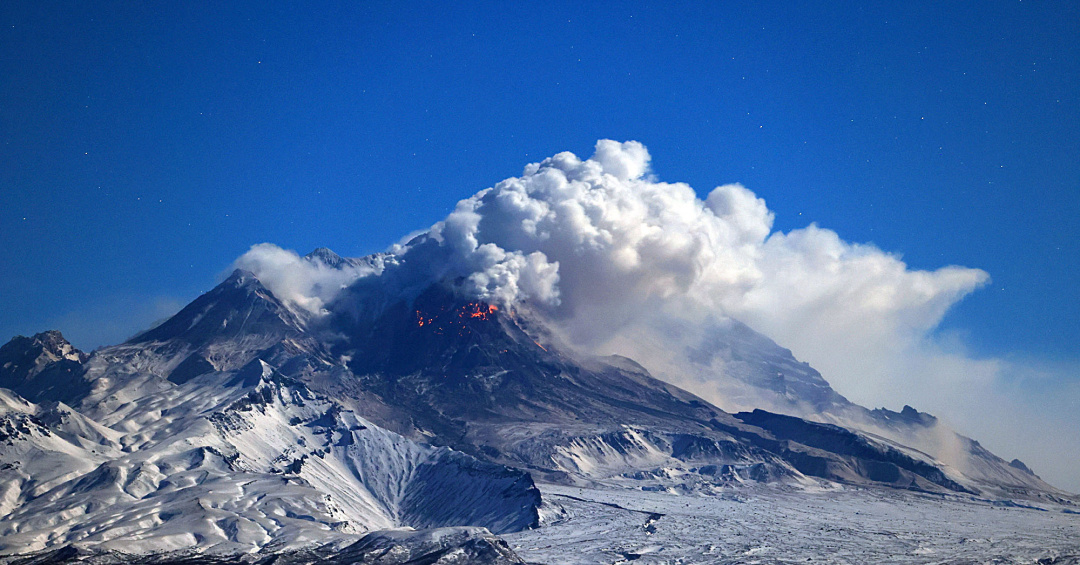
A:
[462, 303, 498, 320]
[416, 303, 498, 331]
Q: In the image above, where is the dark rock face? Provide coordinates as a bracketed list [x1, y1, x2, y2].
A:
[869, 404, 939, 428]
[0, 412, 50, 444]
[322, 283, 771, 472]
[165, 353, 216, 385]
[729, 409, 973, 493]
[337, 284, 730, 427]
[0, 331, 89, 404]
[397, 451, 541, 534]
[1010, 458, 1037, 476]
[129, 269, 305, 350]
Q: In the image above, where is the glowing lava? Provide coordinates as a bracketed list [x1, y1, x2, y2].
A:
[463, 303, 499, 320]
[415, 302, 498, 333]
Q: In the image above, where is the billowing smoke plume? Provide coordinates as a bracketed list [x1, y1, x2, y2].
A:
[235, 139, 988, 397]
[233, 141, 1080, 490]
[382, 140, 984, 363]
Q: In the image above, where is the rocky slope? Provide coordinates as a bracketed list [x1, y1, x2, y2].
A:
[0, 248, 1073, 559]
[0, 320, 539, 555]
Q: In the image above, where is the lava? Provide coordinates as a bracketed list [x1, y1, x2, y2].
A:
[415, 303, 498, 331]
[461, 302, 499, 321]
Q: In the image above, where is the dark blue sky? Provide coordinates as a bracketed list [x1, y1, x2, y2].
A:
[2, 0, 1078, 365]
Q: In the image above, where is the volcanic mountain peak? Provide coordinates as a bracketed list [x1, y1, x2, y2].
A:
[67, 269, 330, 390]
[303, 247, 394, 277]
[1, 259, 1075, 561]
[0, 331, 89, 405]
[303, 247, 371, 271]
[129, 269, 306, 349]
[0, 330, 86, 369]
[306, 246, 350, 267]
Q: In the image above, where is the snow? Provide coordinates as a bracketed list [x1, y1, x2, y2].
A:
[3, 263, 1077, 562]
[0, 362, 538, 556]
[506, 482, 1080, 564]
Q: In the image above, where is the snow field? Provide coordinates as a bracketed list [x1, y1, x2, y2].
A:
[506, 483, 1080, 564]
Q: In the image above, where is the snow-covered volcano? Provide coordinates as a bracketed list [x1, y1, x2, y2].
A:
[0, 274, 541, 560]
[1, 243, 1075, 562]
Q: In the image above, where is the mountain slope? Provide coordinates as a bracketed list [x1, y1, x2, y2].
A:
[0, 363, 539, 555]
[0, 248, 1073, 559]
[0, 270, 542, 556]
[0, 331, 90, 405]
[632, 309, 1071, 500]
[317, 282, 799, 484]
[125, 269, 315, 386]
[304, 276, 1045, 498]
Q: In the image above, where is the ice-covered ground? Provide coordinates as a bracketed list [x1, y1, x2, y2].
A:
[0, 366, 539, 555]
[506, 483, 1080, 564]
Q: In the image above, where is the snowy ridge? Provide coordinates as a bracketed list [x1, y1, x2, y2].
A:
[0, 348, 539, 555]
[0, 331, 91, 405]
[628, 311, 1074, 500]
[550, 427, 675, 477]
[211, 371, 539, 535]
[1, 248, 1076, 560]
[536, 425, 797, 491]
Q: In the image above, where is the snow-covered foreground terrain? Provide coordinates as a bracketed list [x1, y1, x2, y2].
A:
[507, 483, 1080, 564]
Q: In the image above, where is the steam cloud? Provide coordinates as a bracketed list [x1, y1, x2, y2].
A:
[236, 139, 989, 397]
[233, 140, 1080, 491]
[234, 244, 381, 315]
[383, 140, 984, 362]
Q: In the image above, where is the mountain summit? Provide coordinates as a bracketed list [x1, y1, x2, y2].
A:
[0, 330, 89, 404]
[0, 247, 1075, 562]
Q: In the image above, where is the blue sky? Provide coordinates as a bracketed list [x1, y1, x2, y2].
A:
[1, 3, 1078, 483]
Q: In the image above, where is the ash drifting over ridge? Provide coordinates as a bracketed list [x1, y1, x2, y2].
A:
[237, 141, 986, 402]
[234, 141, 1022, 471]
[0, 248, 1072, 560]
[231, 140, 1080, 492]
[242, 141, 986, 342]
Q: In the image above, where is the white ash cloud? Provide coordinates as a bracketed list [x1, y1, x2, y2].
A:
[395, 140, 986, 360]
[232, 139, 1080, 490]
[235, 139, 989, 401]
[233, 243, 382, 315]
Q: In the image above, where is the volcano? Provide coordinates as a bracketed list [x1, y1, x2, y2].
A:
[0, 249, 1076, 563]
